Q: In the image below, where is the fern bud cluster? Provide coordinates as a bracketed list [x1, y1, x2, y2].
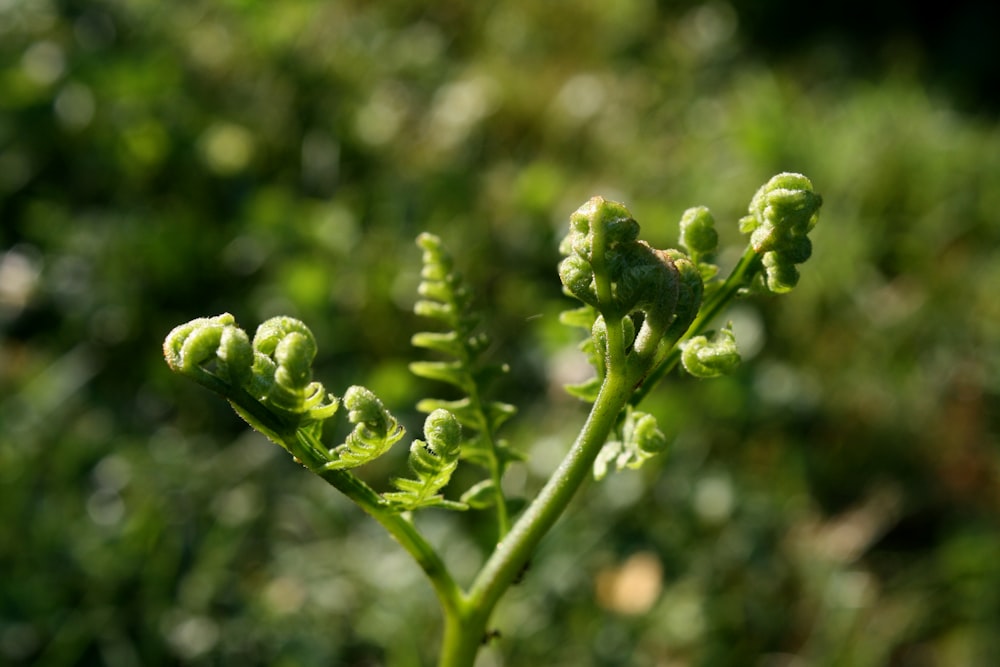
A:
[740, 172, 823, 293]
[679, 206, 719, 261]
[559, 197, 679, 321]
[558, 197, 691, 371]
[164, 313, 338, 423]
[163, 313, 253, 387]
[164, 313, 475, 511]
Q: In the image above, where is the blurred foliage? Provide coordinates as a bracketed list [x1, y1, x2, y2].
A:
[2, 1, 999, 666]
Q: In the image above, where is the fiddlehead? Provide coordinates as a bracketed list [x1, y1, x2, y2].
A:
[679, 205, 719, 272]
[248, 316, 339, 421]
[383, 409, 466, 511]
[163, 313, 253, 391]
[324, 386, 406, 470]
[242, 316, 340, 467]
[739, 172, 823, 294]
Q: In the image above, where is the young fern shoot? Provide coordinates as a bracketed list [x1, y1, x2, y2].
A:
[409, 232, 520, 537]
[383, 408, 466, 511]
[324, 386, 405, 471]
[163, 172, 822, 667]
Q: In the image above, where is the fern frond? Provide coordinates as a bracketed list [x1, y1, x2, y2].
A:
[409, 233, 519, 527]
[410, 235, 518, 448]
[383, 410, 466, 511]
[324, 386, 406, 471]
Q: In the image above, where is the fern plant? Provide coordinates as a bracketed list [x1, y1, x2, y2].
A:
[163, 172, 822, 666]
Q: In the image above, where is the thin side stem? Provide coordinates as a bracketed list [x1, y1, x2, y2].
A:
[222, 385, 465, 620]
[315, 467, 465, 618]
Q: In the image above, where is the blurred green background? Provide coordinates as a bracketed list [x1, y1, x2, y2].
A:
[2, 1, 999, 665]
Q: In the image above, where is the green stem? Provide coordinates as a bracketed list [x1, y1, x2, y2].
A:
[438, 370, 633, 667]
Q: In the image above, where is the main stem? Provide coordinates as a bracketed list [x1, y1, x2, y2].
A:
[437, 370, 633, 667]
